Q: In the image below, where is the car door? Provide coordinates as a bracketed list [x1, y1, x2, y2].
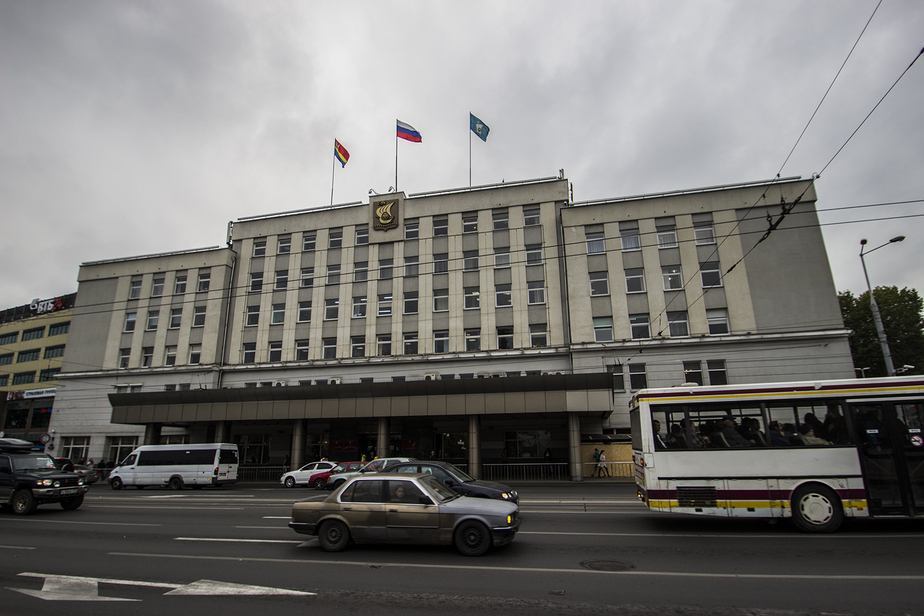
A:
[338, 479, 387, 542]
[385, 479, 440, 542]
[0, 455, 13, 501]
[295, 462, 318, 482]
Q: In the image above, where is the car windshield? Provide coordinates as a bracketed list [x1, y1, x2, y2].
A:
[444, 464, 475, 483]
[12, 455, 57, 471]
[419, 474, 460, 503]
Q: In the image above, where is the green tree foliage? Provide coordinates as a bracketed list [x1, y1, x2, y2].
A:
[838, 286, 924, 377]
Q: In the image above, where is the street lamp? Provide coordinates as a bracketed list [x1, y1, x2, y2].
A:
[859, 235, 905, 376]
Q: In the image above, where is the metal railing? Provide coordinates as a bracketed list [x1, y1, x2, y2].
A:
[237, 465, 287, 484]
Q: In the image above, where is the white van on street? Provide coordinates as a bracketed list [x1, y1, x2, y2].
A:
[108, 443, 239, 490]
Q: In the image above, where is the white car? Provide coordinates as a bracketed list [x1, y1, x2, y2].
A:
[280, 460, 338, 488]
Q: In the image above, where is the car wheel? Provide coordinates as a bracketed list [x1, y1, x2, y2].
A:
[11, 489, 37, 515]
[168, 477, 184, 490]
[110, 477, 123, 490]
[312, 478, 326, 489]
[791, 483, 843, 533]
[454, 520, 491, 556]
[318, 520, 350, 552]
[284, 476, 297, 488]
[60, 495, 84, 511]
[332, 479, 345, 489]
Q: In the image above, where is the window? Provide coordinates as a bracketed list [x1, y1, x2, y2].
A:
[40, 368, 60, 382]
[707, 359, 728, 385]
[324, 299, 339, 320]
[300, 268, 314, 288]
[189, 344, 201, 365]
[169, 308, 182, 328]
[298, 301, 312, 322]
[594, 317, 614, 342]
[165, 346, 177, 366]
[611, 364, 625, 392]
[707, 308, 730, 335]
[377, 334, 392, 356]
[351, 336, 365, 358]
[530, 323, 548, 347]
[695, 223, 716, 245]
[250, 272, 264, 292]
[589, 272, 609, 296]
[269, 341, 282, 362]
[433, 253, 449, 274]
[433, 216, 448, 236]
[124, 312, 137, 332]
[119, 349, 129, 368]
[526, 244, 542, 266]
[48, 322, 69, 336]
[198, 271, 211, 292]
[494, 248, 510, 268]
[275, 270, 289, 290]
[129, 280, 142, 300]
[379, 259, 393, 280]
[13, 372, 35, 385]
[0, 332, 16, 345]
[17, 349, 40, 363]
[327, 264, 341, 285]
[630, 314, 650, 340]
[355, 226, 369, 245]
[662, 265, 683, 290]
[278, 236, 292, 253]
[621, 230, 640, 252]
[493, 209, 508, 230]
[497, 327, 514, 350]
[253, 238, 266, 257]
[434, 330, 449, 353]
[404, 291, 418, 314]
[353, 296, 367, 318]
[61, 437, 90, 463]
[193, 306, 206, 327]
[701, 262, 723, 288]
[657, 226, 678, 249]
[404, 256, 419, 277]
[44, 345, 65, 359]
[174, 274, 187, 294]
[625, 268, 646, 293]
[142, 347, 153, 367]
[329, 229, 343, 248]
[683, 361, 704, 386]
[0, 375, 7, 386]
[586, 231, 605, 254]
[629, 363, 647, 390]
[465, 329, 481, 351]
[152, 278, 164, 297]
[464, 287, 480, 310]
[463, 212, 478, 233]
[668, 311, 689, 337]
[146, 310, 159, 330]
[524, 206, 540, 226]
[242, 343, 256, 363]
[404, 332, 418, 355]
[495, 284, 512, 307]
[405, 220, 419, 240]
[246, 305, 260, 326]
[354, 261, 368, 282]
[323, 338, 337, 359]
[271, 303, 285, 325]
[295, 340, 309, 361]
[303, 233, 316, 251]
[433, 289, 449, 312]
[527, 281, 545, 305]
[463, 250, 479, 272]
[0, 353, 11, 365]
[378, 294, 393, 316]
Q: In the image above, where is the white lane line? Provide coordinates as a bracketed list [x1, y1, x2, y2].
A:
[107, 552, 924, 581]
[263, 516, 292, 519]
[519, 530, 924, 539]
[175, 537, 302, 544]
[0, 545, 36, 550]
[0, 519, 161, 527]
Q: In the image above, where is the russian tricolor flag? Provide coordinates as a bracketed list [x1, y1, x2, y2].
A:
[396, 120, 422, 143]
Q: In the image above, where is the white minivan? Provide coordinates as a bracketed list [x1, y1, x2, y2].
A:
[109, 443, 239, 490]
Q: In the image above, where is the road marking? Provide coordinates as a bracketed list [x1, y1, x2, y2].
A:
[8, 572, 314, 601]
[0, 519, 160, 527]
[0, 545, 36, 550]
[264, 516, 292, 519]
[106, 552, 924, 581]
[519, 530, 924, 539]
[175, 537, 301, 544]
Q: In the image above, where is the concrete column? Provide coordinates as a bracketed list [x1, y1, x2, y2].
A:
[468, 415, 481, 479]
[213, 421, 231, 443]
[568, 414, 583, 482]
[143, 423, 162, 446]
[377, 418, 389, 458]
[291, 419, 306, 469]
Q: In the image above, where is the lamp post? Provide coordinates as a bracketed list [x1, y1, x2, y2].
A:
[859, 235, 905, 376]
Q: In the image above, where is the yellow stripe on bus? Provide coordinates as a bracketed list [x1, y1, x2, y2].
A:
[636, 385, 924, 405]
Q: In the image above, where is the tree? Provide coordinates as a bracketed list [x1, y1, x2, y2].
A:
[838, 286, 924, 377]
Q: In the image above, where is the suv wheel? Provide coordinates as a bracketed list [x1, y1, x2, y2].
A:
[61, 495, 84, 511]
[12, 489, 37, 515]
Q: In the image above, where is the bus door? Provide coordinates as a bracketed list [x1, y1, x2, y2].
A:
[848, 401, 924, 517]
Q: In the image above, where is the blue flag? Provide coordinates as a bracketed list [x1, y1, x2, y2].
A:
[470, 113, 490, 142]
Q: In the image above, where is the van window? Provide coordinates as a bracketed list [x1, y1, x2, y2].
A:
[122, 454, 137, 467]
[219, 448, 239, 464]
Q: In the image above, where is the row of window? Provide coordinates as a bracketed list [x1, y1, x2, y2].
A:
[597, 263, 722, 296]
[120, 345, 201, 369]
[0, 368, 61, 386]
[0, 344, 66, 365]
[592, 309, 730, 342]
[0, 322, 69, 346]
[123, 307, 206, 332]
[611, 359, 727, 392]
[127, 271, 211, 300]
[585, 222, 716, 254]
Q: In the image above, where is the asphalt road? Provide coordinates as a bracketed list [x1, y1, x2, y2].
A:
[1, 480, 923, 616]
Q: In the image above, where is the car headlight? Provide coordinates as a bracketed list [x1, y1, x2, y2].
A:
[78, 478, 85, 486]
[501, 492, 512, 500]
[39, 479, 53, 487]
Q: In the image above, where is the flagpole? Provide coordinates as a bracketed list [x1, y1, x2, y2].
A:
[469, 125, 472, 188]
[330, 144, 336, 206]
[395, 131, 399, 191]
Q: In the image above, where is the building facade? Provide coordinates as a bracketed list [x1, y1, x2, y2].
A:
[51, 175, 855, 479]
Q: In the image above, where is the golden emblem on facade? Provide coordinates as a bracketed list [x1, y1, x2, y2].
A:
[373, 200, 398, 231]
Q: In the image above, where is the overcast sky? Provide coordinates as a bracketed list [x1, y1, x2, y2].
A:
[1, 0, 922, 309]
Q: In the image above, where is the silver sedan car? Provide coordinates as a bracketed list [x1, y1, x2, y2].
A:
[289, 472, 520, 556]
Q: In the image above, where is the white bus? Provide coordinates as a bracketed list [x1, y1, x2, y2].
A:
[109, 443, 239, 490]
[631, 376, 924, 532]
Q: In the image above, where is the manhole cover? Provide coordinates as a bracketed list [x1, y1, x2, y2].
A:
[580, 560, 634, 572]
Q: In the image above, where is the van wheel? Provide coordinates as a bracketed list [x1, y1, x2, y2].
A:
[12, 489, 37, 515]
[791, 484, 843, 533]
[61, 495, 84, 511]
[454, 520, 491, 556]
[318, 520, 350, 552]
[168, 477, 184, 490]
[110, 477, 123, 490]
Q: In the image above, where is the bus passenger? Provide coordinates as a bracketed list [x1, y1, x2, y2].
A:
[721, 417, 754, 447]
[767, 421, 790, 447]
[652, 420, 669, 450]
[799, 424, 831, 446]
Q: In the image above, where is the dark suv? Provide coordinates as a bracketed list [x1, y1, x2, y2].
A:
[0, 438, 89, 515]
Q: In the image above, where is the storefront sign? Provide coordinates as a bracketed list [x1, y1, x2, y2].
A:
[6, 388, 57, 401]
[30, 296, 66, 315]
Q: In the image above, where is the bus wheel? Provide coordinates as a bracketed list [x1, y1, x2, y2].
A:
[791, 484, 843, 533]
[168, 477, 184, 490]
